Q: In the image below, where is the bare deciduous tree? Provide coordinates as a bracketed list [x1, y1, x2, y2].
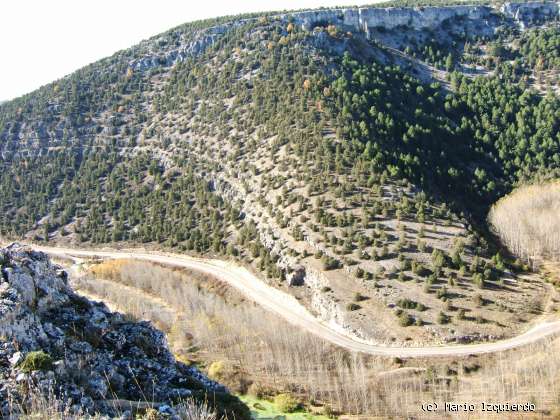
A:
[489, 183, 560, 263]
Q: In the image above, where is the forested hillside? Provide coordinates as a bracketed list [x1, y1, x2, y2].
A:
[1, 1, 559, 344]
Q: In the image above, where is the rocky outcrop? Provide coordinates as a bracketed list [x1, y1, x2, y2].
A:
[285, 5, 494, 35]
[210, 176, 301, 276]
[287, 2, 558, 34]
[127, 2, 558, 73]
[286, 265, 306, 286]
[0, 243, 248, 418]
[129, 19, 251, 71]
[501, 1, 559, 28]
[131, 32, 222, 71]
[209, 175, 372, 339]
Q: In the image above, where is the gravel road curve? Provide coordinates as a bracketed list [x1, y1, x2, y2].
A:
[31, 244, 560, 358]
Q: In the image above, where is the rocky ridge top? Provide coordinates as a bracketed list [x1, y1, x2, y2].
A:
[127, 2, 559, 71]
[286, 1, 559, 33]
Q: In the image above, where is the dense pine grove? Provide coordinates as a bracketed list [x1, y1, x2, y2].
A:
[518, 27, 560, 70]
[329, 54, 560, 209]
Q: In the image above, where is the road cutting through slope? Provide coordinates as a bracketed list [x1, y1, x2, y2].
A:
[31, 244, 560, 358]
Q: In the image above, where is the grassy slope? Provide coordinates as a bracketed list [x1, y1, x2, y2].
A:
[240, 395, 331, 420]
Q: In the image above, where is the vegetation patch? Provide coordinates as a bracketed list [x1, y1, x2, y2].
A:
[240, 395, 330, 419]
[19, 351, 53, 373]
[489, 182, 560, 262]
[274, 393, 300, 413]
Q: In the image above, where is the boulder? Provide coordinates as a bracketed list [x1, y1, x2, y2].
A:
[287, 265, 306, 286]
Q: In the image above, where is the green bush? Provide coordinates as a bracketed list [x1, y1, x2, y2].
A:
[322, 255, 341, 270]
[436, 286, 447, 299]
[437, 311, 449, 325]
[397, 298, 417, 309]
[399, 312, 413, 327]
[353, 292, 367, 302]
[346, 302, 361, 311]
[274, 393, 299, 413]
[20, 351, 53, 372]
[208, 360, 226, 379]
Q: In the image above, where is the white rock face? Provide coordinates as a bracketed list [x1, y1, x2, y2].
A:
[132, 32, 222, 70]
[285, 2, 559, 35]
[501, 1, 560, 28]
[128, 2, 558, 72]
[0, 245, 68, 347]
[129, 20, 246, 71]
[285, 5, 494, 35]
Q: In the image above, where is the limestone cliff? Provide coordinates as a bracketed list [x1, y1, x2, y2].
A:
[126, 2, 559, 73]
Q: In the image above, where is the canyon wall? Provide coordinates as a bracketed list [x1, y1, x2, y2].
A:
[500, 1, 559, 28]
[286, 1, 559, 35]
[285, 5, 492, 34]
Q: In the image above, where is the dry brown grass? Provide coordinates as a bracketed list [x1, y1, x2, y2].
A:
[77, 259, 560, 418]
[75, 260, 394, 413]
[489, 182, 560, 263]
[88, 259, 129, 279]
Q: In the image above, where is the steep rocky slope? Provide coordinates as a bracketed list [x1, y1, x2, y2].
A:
[0, 1, 559, 344]
[0, 243, 248, 418]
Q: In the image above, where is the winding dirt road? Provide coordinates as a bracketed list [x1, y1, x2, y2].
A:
[30, 244, 560, 358]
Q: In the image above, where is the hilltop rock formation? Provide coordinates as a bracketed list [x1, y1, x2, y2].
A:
[127, 2, 559, 72]
[287, 2, 558, 34]
[286, 5, 493, 34]
[0, 243, 248, 418]
[130, 24, 241, 71]
[501, 1, 559, 28]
